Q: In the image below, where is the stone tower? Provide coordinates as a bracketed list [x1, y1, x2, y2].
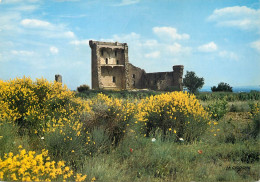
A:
[89, 40, 129, 90]
[55, 74, 62, 83]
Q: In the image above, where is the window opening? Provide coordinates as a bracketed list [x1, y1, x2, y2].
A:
[116, 60, 119, 65]
[115, 51, 117, 57]
[113, 76, 116, 83]
[106, 58, 108, 64]
[132, 74, 135, 79]
[101, 50, 104, 56]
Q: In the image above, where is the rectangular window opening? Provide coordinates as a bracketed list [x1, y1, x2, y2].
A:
[113, 76, 116, 83]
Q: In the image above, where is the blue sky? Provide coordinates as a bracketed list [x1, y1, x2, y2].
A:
[0, 0, 259, 90]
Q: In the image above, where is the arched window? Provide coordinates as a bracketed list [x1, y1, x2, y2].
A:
[101, 50, 104, 56]
[116, 60, 119, 65]
[105, 58, 108, 64]
[115, 51, 117, 57]
[132, 74, 135, 79]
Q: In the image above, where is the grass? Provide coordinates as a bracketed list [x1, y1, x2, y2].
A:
[81, 137, 259, 181]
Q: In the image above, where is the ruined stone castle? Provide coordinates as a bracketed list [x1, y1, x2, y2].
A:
[89, 40, 184, 91]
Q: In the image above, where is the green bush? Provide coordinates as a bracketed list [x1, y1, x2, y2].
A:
[207, 99, 228, 121]
[82, 95, 135, 146]
[43, 123, 88, 171]
[211, 82, 233, 92]
[77, 84, 90, 92]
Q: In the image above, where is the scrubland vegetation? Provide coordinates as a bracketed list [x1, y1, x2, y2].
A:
[0, 77, 259, 181]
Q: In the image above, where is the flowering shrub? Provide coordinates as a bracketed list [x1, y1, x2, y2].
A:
[136, 92, 211, 142]
[83, 93, 136, 145]
[207, 99, 228, 121]
[0, 147, 86, 181]
[0, 77, 91, 135]
[249, 102, 260, 118]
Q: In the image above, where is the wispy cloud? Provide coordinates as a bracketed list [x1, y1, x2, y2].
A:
[153, 26, 190, 41]
[49, 46, 59, 54]
[198, 42, 218, 52]
[113, 0, 139, 6]
[145, 51, 160, 59]
[218, 50, 238, 60]
[2, 0, 39, 4]
[11, 50, 34, 56]
[20, 18, 75, 39]
[70, 39, 89, 45]
[208, 6, 260, 32]
[251, 40, 260, 53]
[21, 19, 53, 29]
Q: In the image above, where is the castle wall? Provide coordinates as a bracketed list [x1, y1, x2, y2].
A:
[89, 40, 184, 91]
[100, 66, 125, 90]
[128, 63, 145, 89]
[144, 72, 173, 90]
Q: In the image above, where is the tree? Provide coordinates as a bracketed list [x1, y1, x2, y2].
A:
[211, 82, 233, 92]
[183, 71, 204, 93]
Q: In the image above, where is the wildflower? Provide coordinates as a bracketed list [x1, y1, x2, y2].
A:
[151, 138, 156, 142]
[169, 128, 172, 131]
[198, 150, 203, 154]
[214, 134, 217, 136]
[41, 136, 44, 140]
[130, 148, 133, 153]
[179, 138, 184, 141]
[18, 145, 23, 149]
[91, 177, 96, 182]
[71, 150, 75, 153]
[174, 129, 177, 134]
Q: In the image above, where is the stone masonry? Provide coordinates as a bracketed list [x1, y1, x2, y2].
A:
[89, 40, 184, 91]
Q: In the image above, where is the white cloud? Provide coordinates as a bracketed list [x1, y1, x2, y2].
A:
[13, 5, 38, 11]
[208, 6, 260, 32]
[145, 51, 160, 59]
[2, 0, 39, 3]
[21, 19, 52, 29]
[70, 39, 89, 45]
[167, 43, 182, 53]
[20, 18, 75, 39]
[198, 42, 218, 52]
[153, 26, 190, 41]
[113, 32, 141, 42]
[11, 50, 34, 56]
[218, 51, 238, 60]
[49, 46, 59, 54]
[142, 40, 159, 49]
[63, 31, 75, 38]
[251, 40, 260, 53]
[113, 0, 139, 6]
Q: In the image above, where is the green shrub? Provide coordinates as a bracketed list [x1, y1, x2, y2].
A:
[249, 102, 260, 118]
[0, 121, 18, 157]
[207, 99, 228, 121]
[43, 123, 88, 171]
[82, 94, 135, 146]
[211, 82, 233, 92]
[77, 84, 90, 92]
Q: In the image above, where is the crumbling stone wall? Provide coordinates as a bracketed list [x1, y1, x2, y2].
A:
[128, 63, 146, 89]
[89, 40, 184, 91]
